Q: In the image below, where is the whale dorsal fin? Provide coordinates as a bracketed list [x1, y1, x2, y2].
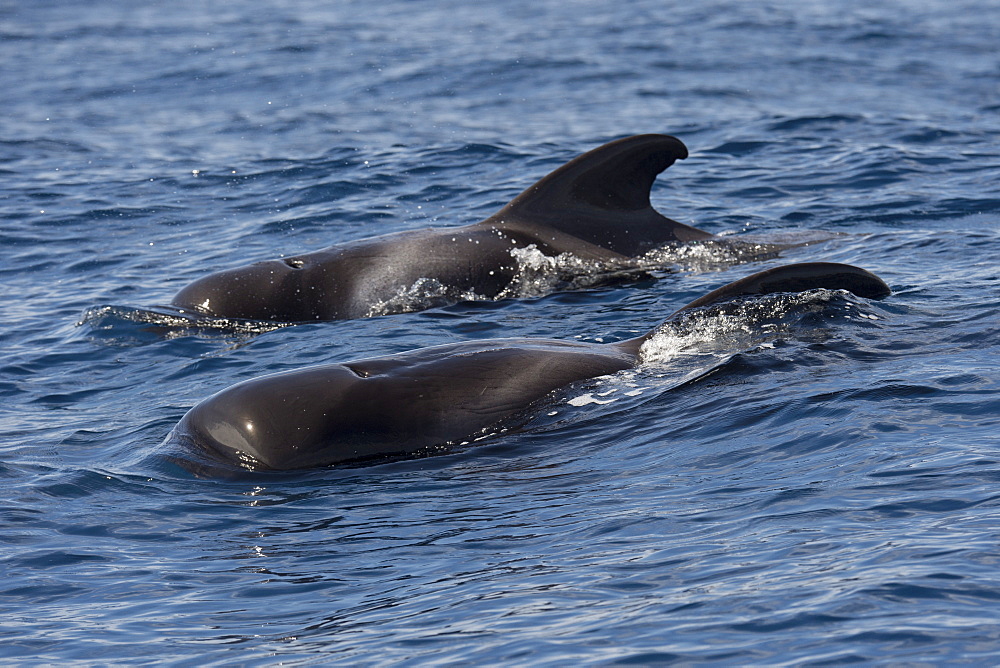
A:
[484, 134, 711, 256]
[674, 262, 891, 312]
[614, 262, 891, 355]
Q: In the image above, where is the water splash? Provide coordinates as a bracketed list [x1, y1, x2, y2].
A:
[364, 278, 487, 318]
[78, 304, 292, 343]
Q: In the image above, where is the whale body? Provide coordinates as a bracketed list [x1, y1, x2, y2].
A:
[170, 135, 712, 322]
[170, 263, 891, 471]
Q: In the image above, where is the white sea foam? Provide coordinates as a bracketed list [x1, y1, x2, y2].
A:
[364, 277, 487, 318]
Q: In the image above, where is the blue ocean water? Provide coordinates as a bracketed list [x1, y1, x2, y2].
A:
[2, 0, 999, 663]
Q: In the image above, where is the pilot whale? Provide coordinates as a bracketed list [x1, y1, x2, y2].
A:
[169, 262, 891, 471]
[170, 134, 713, 323]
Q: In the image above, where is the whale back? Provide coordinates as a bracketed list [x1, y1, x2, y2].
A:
[174, 339, 635, 470]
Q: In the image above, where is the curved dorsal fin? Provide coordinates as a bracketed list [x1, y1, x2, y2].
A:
[484, 134, 711, 255]
[675, 262, 891, 312]
[614, 262, 891, 355]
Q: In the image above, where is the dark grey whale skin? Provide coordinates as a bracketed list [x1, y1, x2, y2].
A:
[170, 263, 890, 471]
[170, 134, 711, 322]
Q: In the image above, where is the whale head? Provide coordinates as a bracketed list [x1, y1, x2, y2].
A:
[173, 364, 368, 469]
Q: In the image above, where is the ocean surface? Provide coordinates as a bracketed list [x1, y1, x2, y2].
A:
[3, 0, 999, 664]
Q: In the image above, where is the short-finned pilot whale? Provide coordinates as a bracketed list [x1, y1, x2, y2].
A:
[169, 262, 891, 471]
[170, 134, 713, 323]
